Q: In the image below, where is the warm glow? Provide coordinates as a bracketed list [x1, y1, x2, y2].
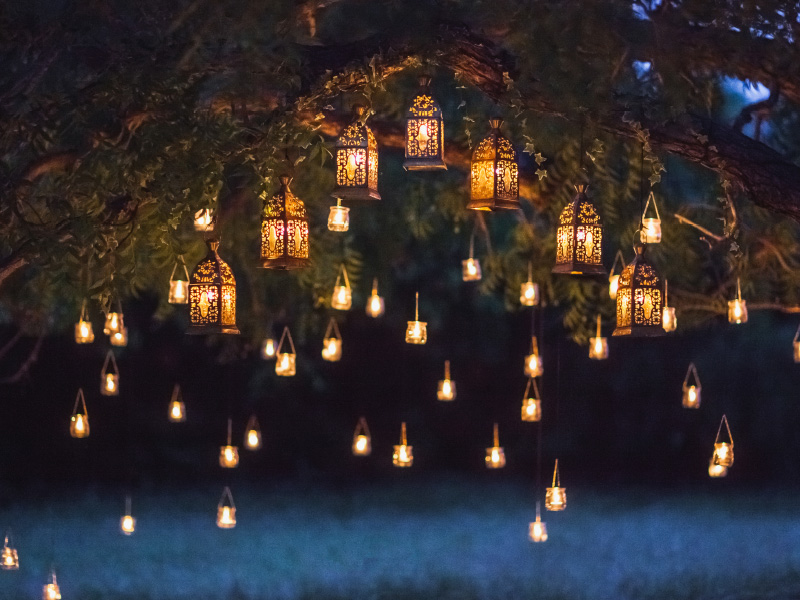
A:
[520, 281, 539, 306]
[1, 536, 18, 570]
[524, 352, 543, 377]
[71, 413, 89, 438]
[437, 379, 455, 401]
[588, 336, 608, 360]
[521, 397, 541, 422]
[462, 258, 482, 281]
[485, 446, 506, 469]
[275, 352, 297, 376]
[367, 294, 385, 317]
[217, 505, 236, 528]
[104, 312, 121, 335]
[713, 442, 734, 467]
[219, 445, 239, 468]
[609, 274, 620, 300]
[105, 374, 117, 394]
[728, 299, 748, 324]
[110, 327, 128, 347]
[709, 460, 728, 478]
[121, 515, 135, 535]
[528, 516, 548, 542]
[794, 340, 800, 363]
[169, 400, 185, 422]
[662, 306, 677, 332]
[682, 384, 701, 409]
[393, 444, 413, 466]
[332, 285, 352, 310]
[321, 337, 342, 362]
[327, 200, 350, 232]
[261, 338, 276, 359]
[169, 279, 188, 304]
[545, 487, 566, 511]
[194, 208, 214, 232]
[75, 320, 94, 344]
[405, 320, 427, 344]
[246, 429, 261, 450]
[44, 583, 61, 600]
[354, 435, 369, 454]
[640, 218, 662, 244]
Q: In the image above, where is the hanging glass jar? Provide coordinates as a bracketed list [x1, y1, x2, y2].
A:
[588, 315, 609, 360]
[70, 388, 90, 438]
[436, 360, 456, 401]
[331, 264, 352, 310]
[794, 323, 800, 363]
[462, 226, 482, 282]
[352, 417, 372, 456]
[524, 336, 543, 377]
[1, 532, 19, 570]
[711, 414, 734, 468]
[333, 105, 380, 201]
[405, 292, 427, 344]
[552, 185, 605, 276]
[188, 239, 239, 334]
[404, 76, 446, 171]
[682, 363, 701, 409]
[244, 415, 262, 450]
[728, 277, 748, 324]
[608, 250, 626, 300]
[613, 239, 664, 337]
[392, 422, 413, 467]
[485, 423, 506, 469]
[640, 191, 662, 244]
[168, 384, 186, 422]
[366, 278, 385, 318]
[168, 257, 190, 304]
[217, 486, 236, 529]
[110, 315, 128, 347]
[545, 459, 566, 511]
[261, 337, 277, 360]
[521, 378, 542, 422]
[708, 458, 728, 478]
[100, 350, 120, 396]
[327, 198, 350, 232]
[219, 418, 239, 468]
[275, 326, 297, 376]
[43, 570, 61, 600]
[74, 300, 95, 344]
[194, 208, 215, 232]
[528, 502, 548, 543]
[260, 176, 310, 269]
[104, 303, 123, 336]
[662, 279, 677, 332]
[520, 262, 539, 306]
[468, 118, 519, 211]
[120, 496, 135, 535]
[321, 319, 343, 362]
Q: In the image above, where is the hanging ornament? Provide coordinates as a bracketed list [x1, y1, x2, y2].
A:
[168, 258, 190, 304]
[728, 277, 748, 324]
[485, 423, 506, 469]
[708, 458, 728, 478]
[662, 279, 677, 332]
[244, 415, 262, 450]
[261, 337, 277, 360]
[216, 486, 236, 529]
[70, 389, 90, 438]
[104, 303, 123, 336]
[545, 459, 566, 511]
[194, 208, 215, 232]
[74, 300, 95, 344]
[608, 250, 626, 300]
[120, 496, 135, 535]
[462, 226, 482, 282]
[331, 264, 352, 310]
[794, 324, 800, 363]
[468, 118, 519, 211]
[168, 384, 186, 422]
[333, 105, 380, 201]
[275, 326, 297, 376]
[640, 191, 662, 244]
[321, 319, 343, 362]
[682, 363, 701, 409]
[552, 185, 605, 275]
[528, 502, 548, 543]
[524, 336, 543, 377]
[2, 532, 19, 570]
[100, 350, 120, 396]
[43, 570, 61, 600]
[520, 262, 539, 307]
[588, 315, 609, 360]
[613, 239, 664, 337]
[392, 422, 413, 467]
[521, 377, 542, 422]
[188, 239, 239, 334]
[405, 292, 427, 344]
[436, 360, 456, 401]
[711, 415, 734, 468]
[219, 418, 239, 468]
[352, 417, 372, 456]
[327, 198, 350, 232]
[366, 278, 385, 318]
[260, 176, 310, 269]
[404, 76, 446, 171]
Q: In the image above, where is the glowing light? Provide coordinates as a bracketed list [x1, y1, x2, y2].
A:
[328, 198, 350, 232]
[261, 338, 276, 359]
[392, 422, 413, 467]
[352, 417, 372, 456]
[405, 292, 427, 344]
[194, 208, 214, 232]
[1, 533, 19, 570]
[545, 459, 566, 511]
[217, 487, 236, 528]
[437, 361, 456, 401]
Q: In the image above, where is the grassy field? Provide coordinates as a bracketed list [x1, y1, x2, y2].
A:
[0, 479, 798, 600]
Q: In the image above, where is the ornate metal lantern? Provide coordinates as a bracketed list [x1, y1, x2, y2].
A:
[366, 278, 385, 318]
[74, 300, 95, 344]
[217, 486, 236, 529]
[70, 388, 90, 438]
[404, 77, 446, 171]
[613, 240, 664, 337]
[520, 262, 539, 307]
[405, 292, 427, 344]
[321, 318, 343, 362]
[120, 496, 135, 535]
[331, 265, 352, 310]
[682, 363, 701, 409]
[188, 239, 239, 334]
[545, 459, 566, 511]
[244, 415, 262, 450]
[608, 250, 625, 300]
[524, 336, 543, 377]
[588, 315, 609, 360]
[100, 350, 120, 396]
[553, 185, 605, 275]
[260, 176, 310, 270]
[333, 105, 380, 201]
[528, 502, 548, 543]
[712, 415, 734, 468]
[168, 258, 190, 304]
[352, 417, 372, 456]
[728, 278, 748, 324]
[275, 326, 297, 376]
[521, 378, 542, 422]
[468, 118, 519, 211]
[485, 423, 506, 469]
[328, 198, 350, 232]
[436, 360, 456, 401]
[662, 279, 677, 332]
[2, 532, 19, 570]
[219, 419, 239, 468]
[43, 570, 61, 600]
[640, 191, 662, 244]
[168, 384, 186, 422]
[392, 422, 413, 467]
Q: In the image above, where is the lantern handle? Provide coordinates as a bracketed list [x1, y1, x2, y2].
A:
[527, 261, 533, 282]
[125, 495, 132, 515]
[171, 383, 182, 403]
[530, 336, 539, 354]
[535, 501, 541, 520]
[552, 459, 560, 487]
[736, 277, 743, 301]
[400, 421, 407, 445]
[683, 362, 701, 388]
[664, 279, 669, 306]
[443, 360, 451, 380]
[524, 377, 541, 401]
[335, 264, 350, 290]
[218, 486, 235, 509]
[609, 249, 626, 278]
[794, 322, 800, 343]
[276, 326, 296, 355]
[492, 422, 500, 447]
[325, 317, 342, 340]
[714, 414, 733, 446]
[642, 190, 661, 221]
[414, 291, 420, 321]
[72, 388, 88, 417]
[595, 314, 602, 337]
[246, 414, 260, 431]
[371, 277, 379, 295]
[355, 416, 370, 438]
[102, 350, 119, 376]
[226, 418, 232, 445]
[79, 299, 90, 322]
[170, 256, 190, 282]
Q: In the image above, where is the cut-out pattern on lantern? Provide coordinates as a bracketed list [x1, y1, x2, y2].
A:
[404, 77, 446, 171]
[528, 502, 548, 543]
[75, 300, 95, 344]
[43, 570, 61, 600]
[640, 191, 662, 244]
[588, 314, 609, 360]
[468, 118, 519, 211]
[545, 459, 566, 511]
[405, 292, 427, 344]
[169, 258, 190, 304]
[188, 239, 239, 334]
[219, 418, 239, 468]
[331, 265, 352, 310]
[613, 239, 664, 337]
[328, 198, 350, 232]
[168, 384, 186, 422]
[120, 496, 135, 535]
[682, 363, 702, 409]
[712, 414, 734, 468]
[728, 277, 748, 324]
[608, 250, 626, 300]
[70, 388, 90, 438]
[194, 208, 215, 232]
[352, 417, 372, 456]
[261, 337, 277, 360]
[322, 318, 343, 362]
[662, 279, 677, 332]
[524, 336, 543, 377]
[217, 486, 236, 529]
[794, 324, 800, 363]
[553, 185, 605, 275]
[333, 105, 380, 201]
[366, 278, 385, 318]
[275, 326, 297, 376]
[100, 350, 120, 396]
[2, 532, 19, 570]
[244, 415, 262, 450]
[261, 176, 310, 269]
[392, 422, 413, 467]
[485, 423, 506, 469]
[437, 360, 456, 401]
[521, 378, 542, 422]
[462, 225, 482, 281]
[520, 262, 539, 306]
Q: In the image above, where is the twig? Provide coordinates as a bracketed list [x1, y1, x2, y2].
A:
[673, 213, 724, 243]
[0, 334, 44, 384]
[0, 330, 23, 362]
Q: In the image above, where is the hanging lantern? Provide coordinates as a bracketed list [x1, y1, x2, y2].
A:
[613, 239, 664, 337]
[104, 305, 123, 336]
[120, 496, 135, 535]
[485, 423, 506, 469]
[662, 279, 677, 332]
[110, 317, 128, 347]
[2, 532, 19, 570]
[70, 389, 89, 438]
[260, 176, 310, 269]
[261, 337, 277, 360]
[528, 502, 548, 543]
[545, 459, 566, 511]
[275, 326, 297, 376]
[194, 208, 215, 232]
[588, 314, 609, 360]
[468, 118, 519, 211]
[168, 384, 186, 422]
[392, 422, 413, 467]
[43, 570, 61, 600]
[553, 185, 605, 275]
[436, 360, 456, 401]
[188, 239, 239, 334]
[216, 486, 236, 529]
[331, 264, 352, 310]
[74, 300, 95, 344]
[521, 378, 542, 422]
[219, 418, 239, 468]
[404, 76, 446, 171]
[405, 292, 427, 344]
[100, 350, 120, 396]
[327, 198, 350, 232]
[524, 336, 543, 377]
[462, 226, 482, 281]
[244, 415, 262, 450]
[333, 105, 380, 201]
[794, 324, 800, 363]
[366, 278, 385, 318]
[321, 318, 343, 362]
[712, 414, 734, 468]
[352, 417, 372, 456]
[708, 458, 728, 478]
[728, 277, 748, 324]
[640, 191, 662, 244]
[168, 258, 190, 304]
[682, 363, 701, 409]
[608, 250, 626, 300]
[520, 262, 539, 307]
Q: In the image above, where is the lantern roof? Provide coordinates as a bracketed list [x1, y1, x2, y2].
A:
[336, 105, 376, 149]
[472, 118, 516, 162]
[613, 238, 665, 337]
[619, 239, 659, 289]
[406, 78, 443, 120]
[558, 185, 602, 226]
[263, 176, 307, 220]
[191, 239, 235, 286]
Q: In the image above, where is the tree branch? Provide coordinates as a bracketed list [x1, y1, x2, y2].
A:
[0, 334, 44, 385]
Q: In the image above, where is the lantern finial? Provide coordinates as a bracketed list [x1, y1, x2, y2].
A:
[489, 117, 503, 130]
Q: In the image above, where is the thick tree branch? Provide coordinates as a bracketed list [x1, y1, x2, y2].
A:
[0, 334, 44, 385]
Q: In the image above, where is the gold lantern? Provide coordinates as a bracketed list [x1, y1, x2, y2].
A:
[352, 417, 372, 456]
[188, 239, 239, 334]
[392, 422, 413, 467]
[462, 231, 482, 282]
[405, 292, 427, 344]
[708, 458, 728, 478]
[168, 384, 186, 422]
[322, 318, 343, 362]
[244, 415, 262, 450]
[528, 502, 548, 543]
[104, 306, 123, 336]
[521, 377, 542, 422]
[331, 264, 352, 310]
[553, 185, 605, 275]
[524, 336, 543, 377]
[545, 459, 566, 511]
[216, 486, 236, 529]
[333, 105, 380, 201]
[662, 279, 677, 332]
[640, 191, 662, 244]
[712, 414, 734, 468]
[485, 423, 506, 469]
[261, 337, 277, 360]
[468, 118, 519, 211]
[275, 326, 297, 376]
[2, 532, 19, 570]
[436, 360, 456, 401]
[100, 350, 120, 396]
[793, 324, 800, 363]
[588, 315, 609, 360]
[260, 176, 310, 269]
[520, 262, 539, 307]
[43, 570, 61, 600]
[219, 418, 239, 468]
[366, 278, 385, 318]
[608, 250, 626, 300]
[728, 277, 748, 324]
[404, 77, 446, 171]
[682, 363, 701, 409]
[194, 208, 215, 232]
[612, 239, 664, 337]
[70, 388, 90, 438]
[120, 496, 135, 535]
[74, 300, 95, 344]
[328, 198, 350, 232]
[168, 258, 190, 304]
